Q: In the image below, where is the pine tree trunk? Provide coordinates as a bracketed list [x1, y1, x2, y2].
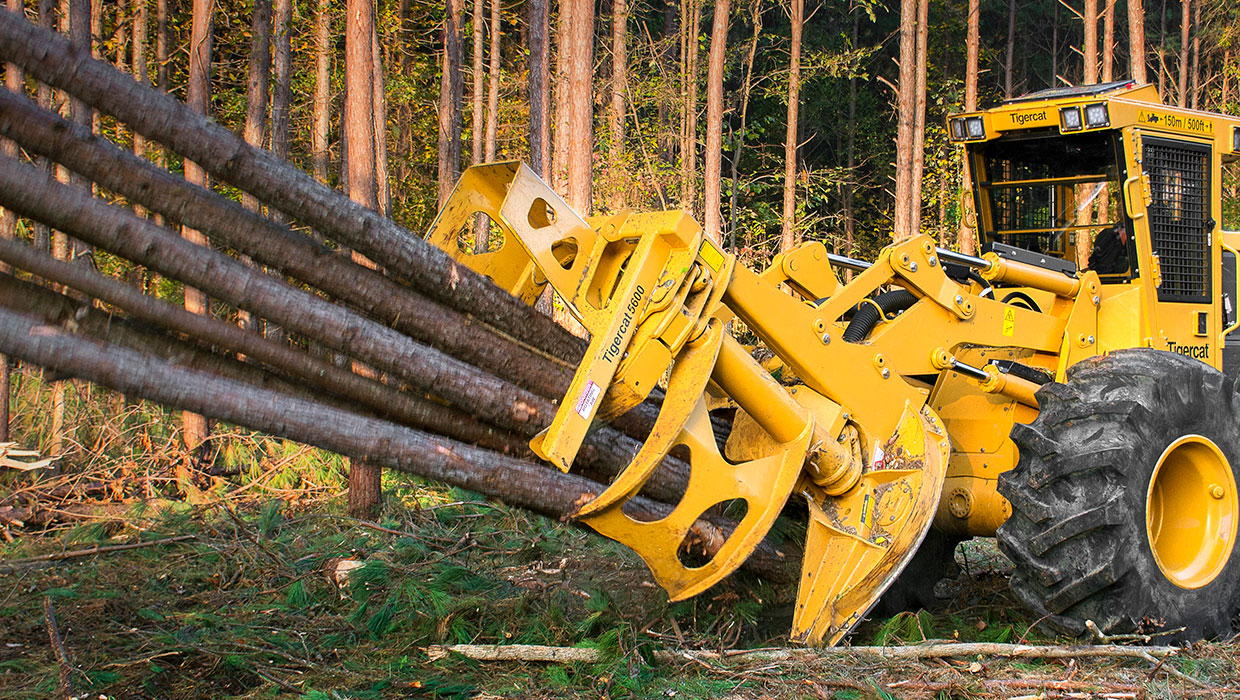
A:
[371, 19, 390, 216]
[156, 0, 167, 91]
[564, 0, 594, 213]
[485, 0, 500, 161]
[438, 0, 464, 206]
[471, 0, 485, 164]
[893, 0, 916, 241]
[0, 0, 17, 444]
[312, 0, 332, 183]
[608, 0, 626, 209]
[1177, 0, 1189, 106]
[680, 0, 700, 215]
[552, 2, 569, 192]
[271, 0, 292, 163]
[1129, 0, 1147, 83]
[527, 0, 549, 177]
[1003, 0, 1015, 98]
[1083, 0, 1098, 84]
[1189, 0, 1199, 109]
[241, 0, 271, 215]
[346, 0, 382, 518]
[131, 0, 148, 170]
[1101, 0, 1114, 82]
[701, 0, 728, 244]
[843, 7, 856, 257]
[728, 1, 761, 247]
[957, 0, 978, 255]
[908, 0, 928, 237]
[779, 0, 801, 252]
[181, 0, 212, 456]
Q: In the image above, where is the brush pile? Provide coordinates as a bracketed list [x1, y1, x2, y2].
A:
[0, 11, 795, 581]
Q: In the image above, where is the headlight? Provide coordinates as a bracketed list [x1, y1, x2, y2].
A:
[965, 116, 985, 139]
[950, 117, 966, 141]
[1084, 102, 1110, 128]
[1060, 106, 1083, 131]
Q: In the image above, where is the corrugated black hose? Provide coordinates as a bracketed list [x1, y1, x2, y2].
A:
[841, 289, 919, 343]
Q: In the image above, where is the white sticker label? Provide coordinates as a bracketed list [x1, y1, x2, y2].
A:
[575, 380, 602, 419]
[871, 444, 885, 470]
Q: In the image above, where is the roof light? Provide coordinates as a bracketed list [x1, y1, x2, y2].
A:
[1060, 106, 1083, 131]
[965, 116, 985, 140]
[1084, 102, 1110, 128]
[950, 117, 966, 141]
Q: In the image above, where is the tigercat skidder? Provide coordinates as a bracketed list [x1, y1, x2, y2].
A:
[428, 80, 1240, 645]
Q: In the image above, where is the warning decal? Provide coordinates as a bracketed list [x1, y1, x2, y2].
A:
[575, 380, 602, 419]
[1002, 307, 1016, 337]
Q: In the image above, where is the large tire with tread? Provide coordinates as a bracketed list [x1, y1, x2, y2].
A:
[998, 349, 1240, 640]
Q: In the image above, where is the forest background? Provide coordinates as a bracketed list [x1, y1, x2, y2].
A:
[4, 0, 1240, 505]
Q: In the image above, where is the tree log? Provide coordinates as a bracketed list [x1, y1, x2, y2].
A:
[0, 152, 692, 502]
[0, 86, 665, 446]
[0, 241, 529, 455]
[0, 305, 796, 583]
[0, 9, 586, 366]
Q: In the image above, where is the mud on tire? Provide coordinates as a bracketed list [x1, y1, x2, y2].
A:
[997, 349, 1240, 640]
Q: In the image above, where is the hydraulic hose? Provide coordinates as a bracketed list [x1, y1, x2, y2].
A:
[842, 289, 918, 343]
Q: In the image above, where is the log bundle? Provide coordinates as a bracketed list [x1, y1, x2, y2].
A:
[0, 11, 796, 583]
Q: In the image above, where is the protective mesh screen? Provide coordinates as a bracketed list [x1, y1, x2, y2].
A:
[1145, 139, 1211, 302]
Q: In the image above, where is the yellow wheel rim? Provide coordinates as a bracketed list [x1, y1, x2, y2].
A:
[1146, 435, 1238, 589]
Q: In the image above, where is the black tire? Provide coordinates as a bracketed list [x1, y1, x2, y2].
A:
[997, 349, 1240, 640]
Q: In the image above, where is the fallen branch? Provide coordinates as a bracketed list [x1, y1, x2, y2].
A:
[425, 641, 1180, 665]
[3, 534, 196, 565]
[44, 597, 75, 700]
[0, 441, 56, 471]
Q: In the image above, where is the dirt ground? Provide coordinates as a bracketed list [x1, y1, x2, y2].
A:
[2, 476, 1240, 699]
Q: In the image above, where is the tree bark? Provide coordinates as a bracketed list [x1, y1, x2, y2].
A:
[780, 0, 802, 252]
[472, 0, 485, 165]
[1189, 0, 1199, 109]
[680, 0, 700, 215]
[701, 0, 728, 244]
[0, 239, 526, 454]
[1101, 0, 1115, 82]
[0, 14, 588, 363]
[1129, 0, 1147, 83]
[312, 0, 332, 183]
[271, 0, 292, 162]
[241, 0, 271, 215]
[438, 0, 464, 206]
[564, 0, 594, 213]
[893, 0, 916, 241]
[0, 305, 795, 583]
[0, 91, 573, 405]
[156, 0, 167, 91]
[1003, 0, 1015, 98]
[182, 0, 212, 455]
[0, 0, 16, 444]
[485, 0, 500, 161]
[958, 0, 979, 255]
[909, 0, 928, 237]
[527, 0, 550, 177]
[610, 0, 629, 210]
[728, 1, 760, 248]
[1177, 0, 1189, 106]
[843, 7, 856, 257]
[371, 17, 390, 216]
[346, 0, 382, 518]
[1084, 0, 1098, 84]
[131, 0, 148, 160]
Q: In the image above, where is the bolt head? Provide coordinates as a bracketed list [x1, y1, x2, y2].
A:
[954, 295, 964, 305]
[929, 257, 938, 267]
[821, 333, 831, 344]
[881, 368, 891, 379]
[1210, 484, 1226, 499]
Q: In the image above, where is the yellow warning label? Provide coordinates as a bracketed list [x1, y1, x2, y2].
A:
[1002, 308, 1016, 337]
[699, 239, 724, 273]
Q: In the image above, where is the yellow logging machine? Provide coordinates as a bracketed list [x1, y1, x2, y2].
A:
[429, 81, 1240, 644]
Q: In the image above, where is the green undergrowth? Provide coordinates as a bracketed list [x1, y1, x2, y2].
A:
[4, 475, 1235, 699]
